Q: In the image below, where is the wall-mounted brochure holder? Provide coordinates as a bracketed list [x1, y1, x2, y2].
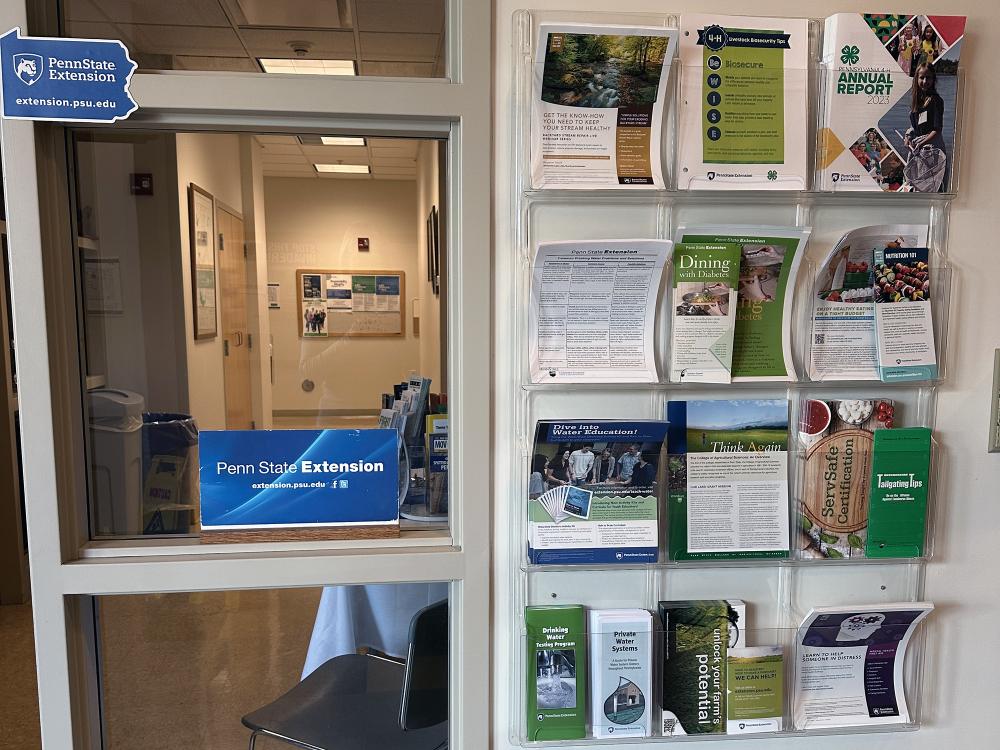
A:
[506, 8, 960, 747]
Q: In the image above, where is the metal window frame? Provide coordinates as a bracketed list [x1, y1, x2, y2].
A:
[0, 1, 492, 747]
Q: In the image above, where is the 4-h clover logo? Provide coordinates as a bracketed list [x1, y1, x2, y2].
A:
[841, 45, 860, 65]
[767, 170, 778, 181]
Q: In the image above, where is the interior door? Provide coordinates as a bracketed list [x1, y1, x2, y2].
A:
[216, 205, 253, 429]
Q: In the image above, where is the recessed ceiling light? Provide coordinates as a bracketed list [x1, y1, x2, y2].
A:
[259, 59, 356, 76]
[315, 164, 370, 174]
[321, 136, 367, 146]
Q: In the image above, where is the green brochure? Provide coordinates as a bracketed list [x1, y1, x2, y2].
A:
[727, 646, 784, 734]
[526, 605, 587, 740]
[866, 427, 931, 558]
[676, 226, 808, 380]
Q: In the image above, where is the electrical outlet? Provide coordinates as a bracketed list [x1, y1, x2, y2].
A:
[991, 349, 1000, 453]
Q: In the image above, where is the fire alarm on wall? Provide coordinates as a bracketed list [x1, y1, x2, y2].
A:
[358, 237, 370, 251]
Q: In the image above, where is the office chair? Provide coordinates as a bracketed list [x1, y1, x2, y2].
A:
[242, 599, 448, 750]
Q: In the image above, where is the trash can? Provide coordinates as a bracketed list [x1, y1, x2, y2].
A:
[89, 388, 144, 537]
[141, 412, 199, 534]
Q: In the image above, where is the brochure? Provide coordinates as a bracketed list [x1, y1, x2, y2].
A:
[669, 243, 741, 383]
[874, 247, 937, 381]
[588, 609, 653, 738]
[819, 14, 966, 193]
[658, 600, 732, 735]
[726, 646, 784, 734]
[809, 224, 929, 381]
[528, 420, 667, 565]
[793, 603, 933, 729]
[677, 14, 809, 190]
[530, 24, 678, 189]
[666, 399, 789, 561]
[797, 397, 897, 559]
[526, 605, 587, 740]
[866, 427, 931, 558]
[676, 226, 808, 381]
[529, 240, 670, 383]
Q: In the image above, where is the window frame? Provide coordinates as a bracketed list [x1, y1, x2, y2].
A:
[0, 0, 491, 747]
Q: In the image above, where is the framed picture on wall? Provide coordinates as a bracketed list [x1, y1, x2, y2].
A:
[188, 183, 218, 340]
[426, 211, 434, 283]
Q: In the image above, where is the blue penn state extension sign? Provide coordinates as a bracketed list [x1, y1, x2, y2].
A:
[0, 27, 137, 122]
[200, 429, 399, 530]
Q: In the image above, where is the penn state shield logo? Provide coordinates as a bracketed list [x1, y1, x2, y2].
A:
[13, 53, 43, 85]
[832, 172, 841, 183]
[707, 171, 716, 181]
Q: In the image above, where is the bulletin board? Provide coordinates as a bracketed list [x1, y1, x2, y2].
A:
[296, 269, 405, 338]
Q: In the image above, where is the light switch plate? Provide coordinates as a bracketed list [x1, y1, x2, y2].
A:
[991, 349, 1000, 453]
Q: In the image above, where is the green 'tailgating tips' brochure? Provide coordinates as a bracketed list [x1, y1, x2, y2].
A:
[526, 605, 587, 741]
[866, 427, 931, 558]
[677, 14, 810, 190]
[670, 243, 741, 384]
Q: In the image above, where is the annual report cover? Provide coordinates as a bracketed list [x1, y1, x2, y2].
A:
[809, 224, 929, 381]
[659, 600, 731, 735]
[797, 398, 897, 559]
[526, 605, 587, 740]
[670, 243, 741, 383]
[666, 400, 789, 561]
[677, 14, 810, 190]
[531, 24, 678, 189]
[793, 603, 933, 729]
[528, 420, 667, 565]
[726, 646, 784, 734]
[530, 240, 671, 383]
[676, 226, 808, 381]
[874, 247, 936, 381]
[819, 14, 966, 192]
[866, 427, 931, 558]
[588, 609, 653, 738]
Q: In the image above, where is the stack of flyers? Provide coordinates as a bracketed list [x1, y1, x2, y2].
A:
[536, 485, 593, 524]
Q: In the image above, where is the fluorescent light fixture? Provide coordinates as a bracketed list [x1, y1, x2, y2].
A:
[315, 164, 370, 174]
[259, 59, 356, 76]
[321, 136, 367, 146]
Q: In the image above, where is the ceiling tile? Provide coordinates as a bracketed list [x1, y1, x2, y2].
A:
[358, 60, 437, 77]
[359, 32, 439, 62]
[370, 156, 417, 168]
[128, 24, 245, 57]
[317, 173, 373, 180]
[261, 154, 309, 165]
[64, 0, 231, 26]
[373, 173, 416, 180]
[231, 0, 349, 29]
[173, 55, 258, 72]
[299, 145, 369, 160]
[240, 28, 356, 59]
[259, 144, 304, 155]
[255, 135, 301, 145]
[354, 0, 445, 34]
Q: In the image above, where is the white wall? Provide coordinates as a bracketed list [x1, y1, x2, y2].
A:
[415, 140, 443, 389]
[175, 133, 244, 431]
[76, 134, 187, 413]
[494, 1, 1000, 749]
[263, 177, 423, 413]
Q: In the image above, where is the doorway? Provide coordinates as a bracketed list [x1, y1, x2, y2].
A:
[216, 204, 253, 430]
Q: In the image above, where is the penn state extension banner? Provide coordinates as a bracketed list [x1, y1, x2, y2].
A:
[200, 429, 399, 530]
[0, 27, 137, 122]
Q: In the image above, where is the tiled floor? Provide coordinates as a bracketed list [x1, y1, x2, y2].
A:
[0, 604, 41, 750]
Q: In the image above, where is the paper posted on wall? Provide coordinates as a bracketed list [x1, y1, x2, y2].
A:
[531, 24, 678, 189]
[529, 240, 670, 383]
[794, 603, 932, 729]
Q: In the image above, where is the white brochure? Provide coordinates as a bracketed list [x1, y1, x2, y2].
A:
[809, 224, 928, 381]
[794, 603, 933, 729]
[529, 240, 670, 383]
[531, 24, 678, 189]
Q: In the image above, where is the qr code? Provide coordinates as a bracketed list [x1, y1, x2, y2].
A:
[663, 718, 677, 735]
[814, 334, 826, 344]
